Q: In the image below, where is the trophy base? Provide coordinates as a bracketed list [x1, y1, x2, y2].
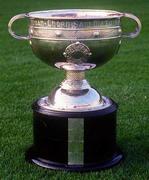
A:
[25, 97, 123, 172]
[26, 146, 123, 172]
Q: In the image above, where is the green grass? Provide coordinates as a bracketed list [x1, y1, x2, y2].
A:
[0, 0, 149, 179]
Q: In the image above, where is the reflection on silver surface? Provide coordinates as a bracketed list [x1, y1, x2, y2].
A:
[8, 9, 141, 112]
[8, 9, 141, 67]
[38, 96, 111, 112]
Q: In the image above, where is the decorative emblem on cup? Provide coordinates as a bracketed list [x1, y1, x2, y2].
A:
[63, 42, 92, 63]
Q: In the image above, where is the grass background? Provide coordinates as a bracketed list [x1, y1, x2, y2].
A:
[0, 0, 149, 179]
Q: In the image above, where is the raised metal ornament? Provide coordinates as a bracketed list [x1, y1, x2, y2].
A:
[63, 42, 92, 62]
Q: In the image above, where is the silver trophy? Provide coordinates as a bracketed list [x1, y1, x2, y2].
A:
[8, 9, 141, 171]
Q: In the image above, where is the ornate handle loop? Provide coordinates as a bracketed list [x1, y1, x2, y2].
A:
[121, 13, 142, 38]
[8, 13, 30, 40]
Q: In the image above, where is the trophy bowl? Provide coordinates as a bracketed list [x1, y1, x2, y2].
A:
[8, 9, 141, 172]
[8, 9, 141, 67]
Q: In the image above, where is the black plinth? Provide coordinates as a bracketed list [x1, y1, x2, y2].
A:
[25, 98, 123, 172]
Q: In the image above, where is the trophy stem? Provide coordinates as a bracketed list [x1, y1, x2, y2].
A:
[55, 62, 96, 92]
[66, 70, 85, 81]
[61, 69, 90, 93]
[45, 62, 105, 111]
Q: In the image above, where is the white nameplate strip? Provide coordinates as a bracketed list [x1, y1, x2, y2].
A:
[68, 118, 84, 165]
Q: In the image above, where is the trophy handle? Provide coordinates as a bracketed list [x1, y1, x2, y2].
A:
[8, 13, 30, 40]
[121, 13, 142, 38]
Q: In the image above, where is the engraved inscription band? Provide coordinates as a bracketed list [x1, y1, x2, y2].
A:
[31, 19, 120, 28]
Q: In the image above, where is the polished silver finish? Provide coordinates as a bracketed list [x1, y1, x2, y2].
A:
[8, 9, 141, 112]
[55, 62, 96, 71]
[38, 96, 111, 112]
[8, 9, 141, 67]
